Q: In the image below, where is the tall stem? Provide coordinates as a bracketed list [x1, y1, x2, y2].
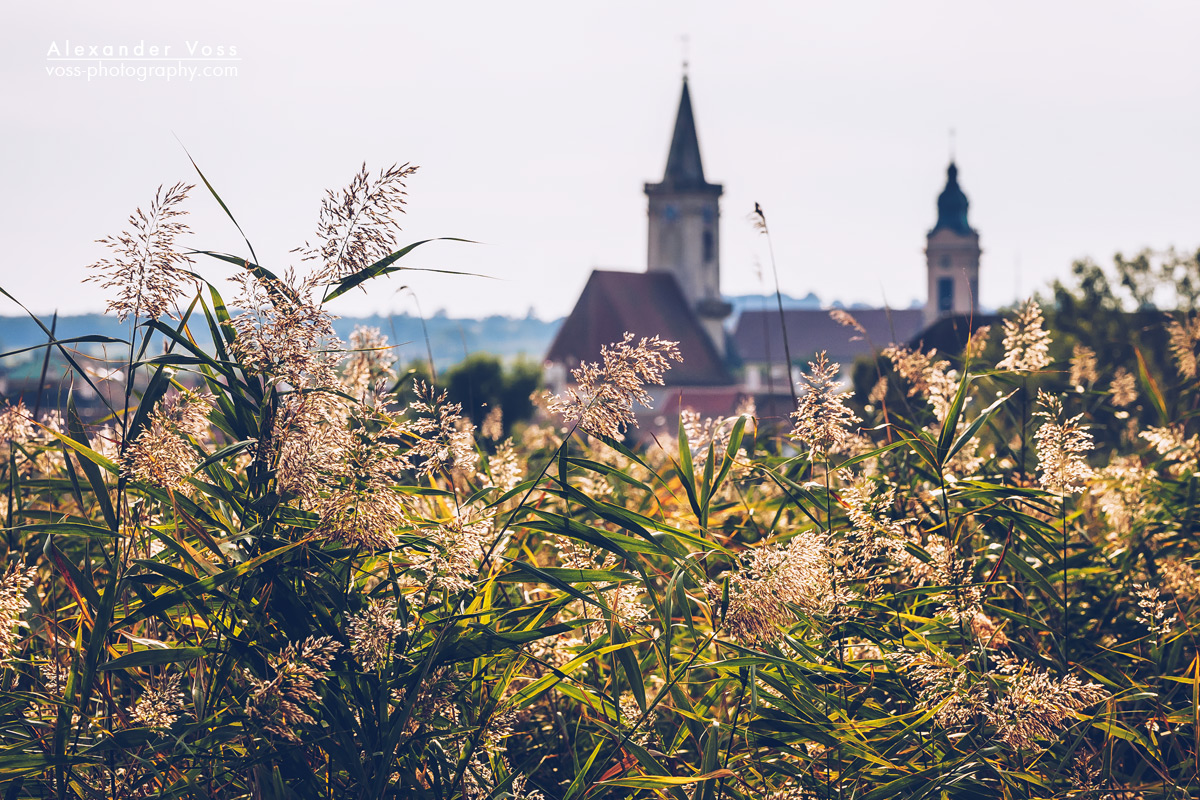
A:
[1018, 375, 1029, 484]
[1061, 492, 1068, 667]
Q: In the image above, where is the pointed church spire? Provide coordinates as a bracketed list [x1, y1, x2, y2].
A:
[659, 78, 713, 190]
[644, 76, 727, 355]
[930, 161, 975, 236]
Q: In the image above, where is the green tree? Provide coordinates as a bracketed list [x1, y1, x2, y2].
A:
[441, 353, 540, 434]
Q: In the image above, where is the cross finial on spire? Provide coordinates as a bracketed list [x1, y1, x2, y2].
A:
[680, 34, 690, 78]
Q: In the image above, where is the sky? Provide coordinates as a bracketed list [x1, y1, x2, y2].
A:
[3, 1, 1198, 322]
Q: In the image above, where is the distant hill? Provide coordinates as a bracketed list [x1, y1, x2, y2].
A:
[0, 312, 563, 375]
[1, 292, 897, 377]
[725, 292, 822, 321]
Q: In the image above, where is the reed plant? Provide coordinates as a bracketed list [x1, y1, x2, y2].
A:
[0, 164, 1198, 799]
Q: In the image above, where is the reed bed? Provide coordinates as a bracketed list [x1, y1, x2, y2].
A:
[0, 165, 1197, 799]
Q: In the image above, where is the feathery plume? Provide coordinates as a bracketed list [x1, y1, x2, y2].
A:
[1109, 367, 1138, 408]
[867, 376, 889, 406]
[545, 333, 682, 439]
[1133, 583, 1176, 637]
[1091, 456, 1157, 538]
[245, 635, 341, 741]
[839, 480, 911, 566]
[997, 299, 1052, 372]
[1033, 391, 1094, 494]
[883, 345, 959, 421]
[412, 515, 491, 593]
[680, 408, 742, 455]
[403, 382, 477, 475]
[300, 163, 419, 283]
[268, 391, 352, 503]
[312, 394, 414, 549]
[593, 584, 650, 637]
[1140, 425, 1200, 476]
[342, 325, 397, 400]
[1160, 559, 1200, 602]
[829, 308, 866, 337]
[480, 406, 504, 442]
[0, 400, 35, 446]
[1069, 343, 1098, 387]
[789, 352, 861, 452]
[131, 673, 186, 728]
[893, 649, 987, 732]
[963, 325, 991, 362]
[618, 691, 656, 745]
[123, 389, 211, 492]
[84, 182, 196, 323]
[988, 666, 1107, 750]
[1165, 314, 1200, 379]
[479, 438, 523, 494]
[228, 269, 342, 389]
[0, 566, 35, 664]
[347, 599, 408, 670]
[712, 532, 840, 645]
[392, 666, 463, 735]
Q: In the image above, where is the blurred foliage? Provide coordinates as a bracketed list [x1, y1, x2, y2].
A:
[441, 353, 541, 435]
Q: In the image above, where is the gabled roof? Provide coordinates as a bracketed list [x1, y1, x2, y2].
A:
[645, 79, 721, 194]
[732, 308, 926, 367]
[546, 270, 733, 386]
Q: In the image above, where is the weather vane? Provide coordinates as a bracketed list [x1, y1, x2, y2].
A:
[680, 34, 690, 78]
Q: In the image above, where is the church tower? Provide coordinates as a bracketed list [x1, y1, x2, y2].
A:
[645, 78, 730, 354]
[925, 162, 981, 325]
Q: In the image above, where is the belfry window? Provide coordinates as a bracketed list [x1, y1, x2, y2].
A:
[703, 229, 714, 262]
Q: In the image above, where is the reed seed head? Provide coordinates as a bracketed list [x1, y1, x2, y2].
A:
[997, 299, 1052, 372]
[789, 352, 861, 452]
[0, 565, 35, 665]
[300, 163, 418, 283]
[1033, 391, 1094, 494]
[546, 333, 682, 439]
[84, 182, 196, 323]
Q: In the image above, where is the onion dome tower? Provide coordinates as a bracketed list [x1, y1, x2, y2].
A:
[924, 162, 981, 325]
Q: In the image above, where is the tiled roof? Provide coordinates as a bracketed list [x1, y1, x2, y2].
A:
[545, 270, 733, 386]
[732, 308, 925, 366]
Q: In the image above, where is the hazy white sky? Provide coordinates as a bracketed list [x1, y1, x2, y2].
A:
[3, 1, 1198, 321]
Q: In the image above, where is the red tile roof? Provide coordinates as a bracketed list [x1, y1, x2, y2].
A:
[546, 270, 732, 386]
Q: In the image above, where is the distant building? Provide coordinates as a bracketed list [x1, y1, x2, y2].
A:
[731, 159, 984, 412]
[0, 350, 137, 423]
[643, 78, 731, 356]
[925, 162, 981, 326]
[545, 78, 743, 429]
[731, 306, 924, 384]
[547, 75, 987, 428]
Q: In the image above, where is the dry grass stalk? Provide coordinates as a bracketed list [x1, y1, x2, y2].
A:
[84, 182, 196, 323]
